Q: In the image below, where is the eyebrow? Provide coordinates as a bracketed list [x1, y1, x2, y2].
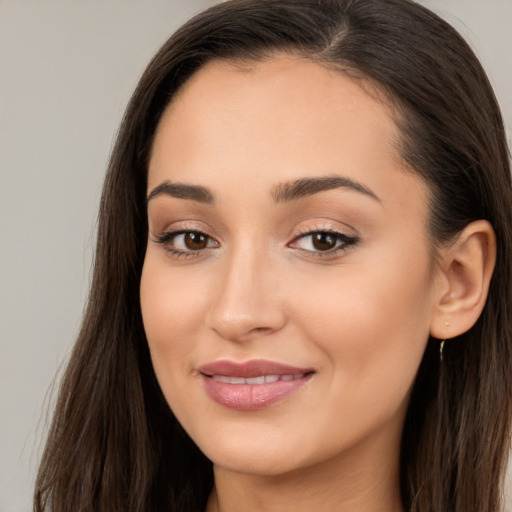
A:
[146, 180, 213, 204]
[146, 174, 380, 205]
[272, 175, 381, 203]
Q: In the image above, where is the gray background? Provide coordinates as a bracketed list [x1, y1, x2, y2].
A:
[0, 1, 510, 510]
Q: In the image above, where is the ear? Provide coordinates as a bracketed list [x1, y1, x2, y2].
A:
[430, 220, 496, 340]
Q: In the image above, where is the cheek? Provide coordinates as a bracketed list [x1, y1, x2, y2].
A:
[290, 250, 434, 401]
[139, 256, 210, 387]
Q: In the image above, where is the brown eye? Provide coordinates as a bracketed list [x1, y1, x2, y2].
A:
[290, 229, 359, 256]
[154, 230, 219, 255]
[311, 232, 337, 251]
[184, 232, 209, 250]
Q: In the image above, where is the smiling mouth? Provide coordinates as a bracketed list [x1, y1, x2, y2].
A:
[209, 373, 307, 384]
[199, 360, 314, 410]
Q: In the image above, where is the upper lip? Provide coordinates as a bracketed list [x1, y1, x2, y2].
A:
[199, 359, 313, 378]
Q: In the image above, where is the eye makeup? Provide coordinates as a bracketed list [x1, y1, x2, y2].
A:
[151, 223, 360, 262]
[288, 227, 359, 260]
[153, 229, 219, 259]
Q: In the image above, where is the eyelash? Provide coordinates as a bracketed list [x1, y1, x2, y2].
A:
[289, 227, 359, 259]
[153, 230, 218, 259]
[152, 226, 359, 260]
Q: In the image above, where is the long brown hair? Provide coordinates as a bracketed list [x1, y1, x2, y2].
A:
[35, 1, 512, 511]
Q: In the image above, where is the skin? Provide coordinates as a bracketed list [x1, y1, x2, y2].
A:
[140, 56, 495, 512]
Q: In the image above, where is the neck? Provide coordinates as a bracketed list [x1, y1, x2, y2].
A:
[205, 433, 403, 512]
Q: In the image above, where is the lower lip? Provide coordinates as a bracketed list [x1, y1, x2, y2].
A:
[201, 374, 312, 411]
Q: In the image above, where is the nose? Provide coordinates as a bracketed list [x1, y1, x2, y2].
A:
[206, 245, 287, 343]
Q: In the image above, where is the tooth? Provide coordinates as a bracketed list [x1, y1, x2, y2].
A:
[212, 375, 231, 383]
[211, 374, 303, 385]
[246, 376, 265, 384]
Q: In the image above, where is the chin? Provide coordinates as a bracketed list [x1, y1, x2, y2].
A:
[206, 444, 312, 477]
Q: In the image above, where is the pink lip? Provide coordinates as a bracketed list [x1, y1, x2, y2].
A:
[199, 359, 314, 411]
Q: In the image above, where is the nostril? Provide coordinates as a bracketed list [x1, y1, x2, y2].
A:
[207, 284, 287, 342]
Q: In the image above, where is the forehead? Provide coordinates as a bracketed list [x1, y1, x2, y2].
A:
[152, 56, 399, 159]
[148, 56, 427, 216]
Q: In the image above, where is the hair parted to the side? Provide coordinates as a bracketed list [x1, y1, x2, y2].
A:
[34, 1, 512, 511]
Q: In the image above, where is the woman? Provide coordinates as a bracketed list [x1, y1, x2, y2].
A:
[34, 0, 512, 511]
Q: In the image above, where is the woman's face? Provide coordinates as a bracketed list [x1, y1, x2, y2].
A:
[141, 57, 439, 477]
